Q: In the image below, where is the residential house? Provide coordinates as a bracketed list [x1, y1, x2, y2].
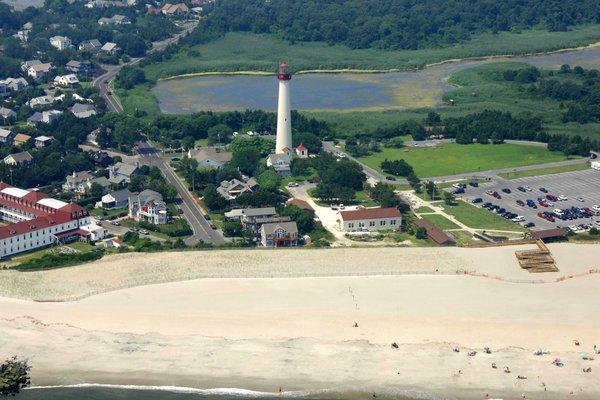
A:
[295, 143, 309, 158]
[78, 39, 103, 52]
[13, 134, 31, 147]
[108, 161, 139, 185]
[0, 77, 28, 95]
[49, 36, 72, 50]
[4, 151, 33, 166]
[62, 171, 95, 194]
[70, 103, 97, 119]
[101, 189, 133, 209]
[266, 153, 291, 175]
[217, 176, 258, 202]
[66, 60, 92, 75]
[162, 3, 190, 15]
[88, 176, 111, 194]
[27, 95, 56, 107]
[15, 29, 30, 42]
[102, 237, 124, 249]
[224, 207, 292, 238]
[100, 42, 120, 54]
[0, 128, 15, 145]
[27, 63, 54, 80]
[0, 107, 17, 123]
[260, 221, 299, 247]
[27, 110, 62, 126]
[128, 189, 168, 225]
[89, 151, 113, 167]
[187, 147, 232, 169]
[338, 207, 401, 232]
[35, 135, 54, 148]
[54, 74, 80, 87]
[98, 15, 131, 25]
[21, 60, 41, 72]
[146, 6, 162, 15]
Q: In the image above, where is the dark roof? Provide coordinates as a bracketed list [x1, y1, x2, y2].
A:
[414, 219, 455, 245]
[530, 228, 567, 240]
[340, 207, 401, 221]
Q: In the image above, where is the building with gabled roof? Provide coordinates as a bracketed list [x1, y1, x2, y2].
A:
[0, 183, 106, 258]
[13, 133, 31, 147]
[260, 221, 298, 247]
[4, 151, 33, 166]
[128, 189, 167, 224]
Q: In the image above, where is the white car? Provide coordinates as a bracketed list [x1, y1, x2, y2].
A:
[554, 209, 563, 215]
[524, 186, 533, 191]
[512, 216, 525, 222]
[569, 225, 580, 232]
[558, 195, 568, 201]
[593, 205, 600, 212]
[595, 220, 600, 227]
[576, 196, 585, 202]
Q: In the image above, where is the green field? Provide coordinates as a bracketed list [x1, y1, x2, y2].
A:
[498, 162, 590, 179]
[359, 143, 572, 178]
[142, 27, 600, 80]
[442, 201, 526, 232]
[415, 206, 435, 213]
[422, 214, 461, 230]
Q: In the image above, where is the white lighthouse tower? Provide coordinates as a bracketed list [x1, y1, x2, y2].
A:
[275, 62, 292, 154]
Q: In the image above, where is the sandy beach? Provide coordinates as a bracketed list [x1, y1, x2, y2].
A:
[0, 243, 599, 399]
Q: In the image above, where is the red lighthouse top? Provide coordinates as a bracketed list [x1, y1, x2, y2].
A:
[278, 62, 291, 81]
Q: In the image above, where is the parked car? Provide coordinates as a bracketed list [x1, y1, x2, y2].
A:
[139, 229, 149, 235]
[524, 222, 535, 228]
[501, 188, 511, 194]
[472, 198, 483, 203]
[468, 181, 479, 187]
[576, 196, 585, 202]
[517, 186, 526, 192]
[516, 200, 525, 206]
[385, 176, 396, 181]
[539, 187, 548, 193]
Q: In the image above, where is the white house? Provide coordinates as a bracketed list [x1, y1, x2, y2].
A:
[260, 221, 299, 247]
[128, 189, 168, 225]
[338, 207, 401, 232]
[187, 147, 232, 169]
[4, 151, 33, 166]
[295, 143, 309, 158]
[101, 189, 133, 210]
[0, 107, 17, 122]
[27, 110, 62, 126]
[70, 103, 97, 119]
[108, 162, 138, 185]
[0, 77, 28, 96]
[49, 36, 72, 50]
[54, 74, 80, 87]
[266, 153, 291, 176]
[100, 42, 120, 54]
[27, 63, 53, 80]
[35, 135, 54, 148]
[0, 128, 14, 144]
[62, 171, 95, 194]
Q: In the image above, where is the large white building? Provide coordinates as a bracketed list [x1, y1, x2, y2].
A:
[0, 183, 106, 258]
[338, 207, 402, 232]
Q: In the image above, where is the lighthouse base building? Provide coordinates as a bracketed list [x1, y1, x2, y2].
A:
[0, 182, 106, 259]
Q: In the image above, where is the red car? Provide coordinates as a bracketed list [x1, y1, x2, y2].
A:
[537, 212, 545, 218]
[516, 200, 525, 206]
[546, 194, 557, 202]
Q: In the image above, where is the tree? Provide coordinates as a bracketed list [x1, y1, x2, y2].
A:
[415, 227, 428, 240]
[293, 131, 322, 154]
[443, 191, 456, 205]
[202, 184, 228, 211]
[425, 111, 441, 125]
[257, 169, 279, 191]
[207, 124, 233, 145]
[223, 220, 244, 237]
[281, 205, 315, 234]
[115, 66, 146, 90]
[369, 183, 401, 208]
[0, 357, 30, 396]
[230, 146, 261, 175]
[89, 182, 104, 199]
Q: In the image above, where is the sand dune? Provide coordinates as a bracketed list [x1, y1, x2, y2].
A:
[0, 243, 599, 399]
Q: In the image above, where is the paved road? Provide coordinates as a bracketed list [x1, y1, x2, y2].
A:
[136, 141, 225, 246]
[92, 20, 198, 112]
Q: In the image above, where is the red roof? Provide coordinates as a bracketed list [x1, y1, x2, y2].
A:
[288, 198, 314, 212]
[340, 207, 401, 221]
[0, 213, 73, 240]
[531, 228, 567, 240]
[414, 219, 455, 245]
[280, 62, 289, 68]
[296, 143, 307, 151]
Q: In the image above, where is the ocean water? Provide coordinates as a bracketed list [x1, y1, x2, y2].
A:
[19, 385, 432, 400]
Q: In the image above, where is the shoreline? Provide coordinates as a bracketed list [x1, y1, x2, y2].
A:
[2, 244, 599, 399]
[155, 41, 600, 82]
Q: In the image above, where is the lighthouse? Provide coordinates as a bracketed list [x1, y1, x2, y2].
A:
[275, 62, 292, 154]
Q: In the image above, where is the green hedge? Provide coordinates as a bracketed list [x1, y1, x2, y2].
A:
[15, 250, 104, 271]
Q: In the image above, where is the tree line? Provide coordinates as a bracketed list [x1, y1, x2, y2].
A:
[185, 0, 599, 51]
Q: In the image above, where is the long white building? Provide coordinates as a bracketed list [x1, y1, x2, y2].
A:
[0, 182, 106, 258]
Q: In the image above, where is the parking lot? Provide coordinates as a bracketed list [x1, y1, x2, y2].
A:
[455, 169, 600, 231]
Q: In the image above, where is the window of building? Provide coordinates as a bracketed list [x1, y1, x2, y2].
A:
[390, 219, 396, 225]
[348, 222, 354, 228]
[358, 222, 365, 228]
[380, 220, 386, 226]
[369, 221, 375, 227]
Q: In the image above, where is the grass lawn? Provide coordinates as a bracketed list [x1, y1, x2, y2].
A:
[450, 230, 477, 246]
[308, 223, 335, 243]
[359, 143, 572, 178]
[422, 214, 461, 230]
[442, 200, 526, 232]
[91, 207, 128, 219]
[498, 162, 590, 179]
[390, 232, 435, 247]
[415, 206, 435, 213]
